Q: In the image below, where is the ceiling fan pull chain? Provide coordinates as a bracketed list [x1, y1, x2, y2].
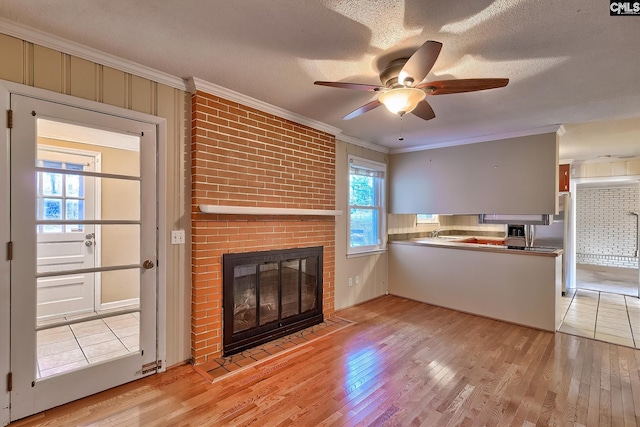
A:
[399, 116, 404, 141]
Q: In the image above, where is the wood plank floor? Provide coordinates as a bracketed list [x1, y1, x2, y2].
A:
[11, 295, 640, 426]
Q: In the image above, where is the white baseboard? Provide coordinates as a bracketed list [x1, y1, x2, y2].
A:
[100, 298, 140, 312]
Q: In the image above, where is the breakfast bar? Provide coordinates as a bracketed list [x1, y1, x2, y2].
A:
[388, 238, 563, 331]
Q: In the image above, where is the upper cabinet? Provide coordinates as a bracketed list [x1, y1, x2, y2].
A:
[559, 164, 570, 192]
[389, 133, 558, 215]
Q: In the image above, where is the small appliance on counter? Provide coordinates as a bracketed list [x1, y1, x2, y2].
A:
[505, 224, 527, 248]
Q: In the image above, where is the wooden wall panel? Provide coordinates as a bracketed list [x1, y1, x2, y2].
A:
[102, 66, 126, 108]
[131, 75, 153, 114]
[69, 56, 97, 100]
[33, 45, 62, 93]
[157, 83, 191, 365]
[0, 34, 24, 83]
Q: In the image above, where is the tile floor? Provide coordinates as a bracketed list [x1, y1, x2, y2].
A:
[37, 312, 140, 378]
[558, 288, 640, 348]
[576, 263, 639, 296]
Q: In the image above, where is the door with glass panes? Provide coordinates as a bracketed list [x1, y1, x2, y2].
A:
[9, 93, 158, 422]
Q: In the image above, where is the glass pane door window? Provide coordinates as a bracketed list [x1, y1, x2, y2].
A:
[37, 160, 85, 233]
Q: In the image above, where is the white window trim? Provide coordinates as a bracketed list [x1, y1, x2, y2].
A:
[347, 155, 387, 256]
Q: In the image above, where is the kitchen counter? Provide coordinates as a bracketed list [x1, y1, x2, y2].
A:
[393, 237, 563, 257]
[388, 238, 564, 332]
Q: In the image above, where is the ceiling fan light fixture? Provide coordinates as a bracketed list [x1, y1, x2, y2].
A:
[378, 87, 426, 116]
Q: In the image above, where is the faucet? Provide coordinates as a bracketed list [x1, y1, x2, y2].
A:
[431, 228, 442, 238]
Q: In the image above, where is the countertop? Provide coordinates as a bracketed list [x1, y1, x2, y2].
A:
[390, 236, 563, 257]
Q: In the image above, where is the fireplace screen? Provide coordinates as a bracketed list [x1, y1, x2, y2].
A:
[223, 246, 323, 355]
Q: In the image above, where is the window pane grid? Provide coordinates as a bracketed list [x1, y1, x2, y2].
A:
[36, 160, 86, 234]
[348, 156, 386, 254]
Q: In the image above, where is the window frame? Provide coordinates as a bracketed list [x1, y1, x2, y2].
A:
[347, 155, 387, 256]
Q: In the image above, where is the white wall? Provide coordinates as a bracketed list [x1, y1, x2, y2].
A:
[334, 139, 388, 310]
[576, 185, 639, 268]
[389, 133, 558, 215]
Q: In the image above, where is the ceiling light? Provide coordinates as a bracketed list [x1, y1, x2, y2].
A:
[378, 87, 426, 116]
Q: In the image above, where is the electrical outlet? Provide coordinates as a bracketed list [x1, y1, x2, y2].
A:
[171, 230, 186, 245]
[348, 278, 353, 287]
[355, 276, 360, 285]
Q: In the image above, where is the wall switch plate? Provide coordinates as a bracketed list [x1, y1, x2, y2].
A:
[355, 276, 360, 285]
[348, 278, 353, 287]
[171, 230, 186, 245]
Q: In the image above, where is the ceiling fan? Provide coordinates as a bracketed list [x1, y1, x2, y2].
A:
[315, 40, 509, 121]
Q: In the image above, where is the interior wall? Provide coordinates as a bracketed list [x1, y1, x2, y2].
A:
[387, 214, 505, 238]
[334, 139, 388, 310]
[388, 214, 438, 236]
[572, 159, 640, 178]
[0, 33, 191, 367]
[576, 185, 639, 269]
[389, 133, 558, 215]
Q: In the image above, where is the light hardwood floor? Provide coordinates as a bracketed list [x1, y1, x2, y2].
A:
[11, 295, 640, 426]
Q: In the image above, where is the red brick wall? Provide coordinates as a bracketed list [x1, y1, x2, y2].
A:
[191, 91, 336, 363]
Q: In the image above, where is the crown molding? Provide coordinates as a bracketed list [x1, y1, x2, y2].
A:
[336, 134, 390, 154]
[187, 77, 343, 136]
[0, 18, 186, 90]
[389, 124, 562, 154]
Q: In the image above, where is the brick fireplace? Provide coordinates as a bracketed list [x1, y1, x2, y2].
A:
[190, 90, 336, 364]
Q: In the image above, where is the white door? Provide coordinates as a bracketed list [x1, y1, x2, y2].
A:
[9, 94, 158, 422]
[36, 148, 98, 319]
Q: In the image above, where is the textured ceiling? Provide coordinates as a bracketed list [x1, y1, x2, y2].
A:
[1, 0, 639, 158]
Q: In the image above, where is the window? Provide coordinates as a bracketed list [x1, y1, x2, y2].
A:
[37, 160, 85, 234]
[348, 156, 386, 255]
[416, 214, 438, 224]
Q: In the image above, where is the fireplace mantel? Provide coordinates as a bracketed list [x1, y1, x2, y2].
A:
[199, 205, 342, 216]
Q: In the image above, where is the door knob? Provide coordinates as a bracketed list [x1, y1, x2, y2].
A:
[85, 240, 93, 247]
[86, 233, 95, 240]
[143, 260, 155, 269]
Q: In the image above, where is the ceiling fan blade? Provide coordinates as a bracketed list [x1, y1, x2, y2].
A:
[343, 100, 381, 120]
[419, 78, 509, 95]
[398, 41, 443, 86]
[411, 100, 436, 121]
[314, 81, 383, 91]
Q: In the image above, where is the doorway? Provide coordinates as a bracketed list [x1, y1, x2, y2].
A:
[571, 178, 640, 297]
[558, 176, 640, 348]
[5, 91, 159, 422]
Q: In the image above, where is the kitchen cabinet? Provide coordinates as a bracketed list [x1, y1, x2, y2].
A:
[559, 164, 570, 192]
